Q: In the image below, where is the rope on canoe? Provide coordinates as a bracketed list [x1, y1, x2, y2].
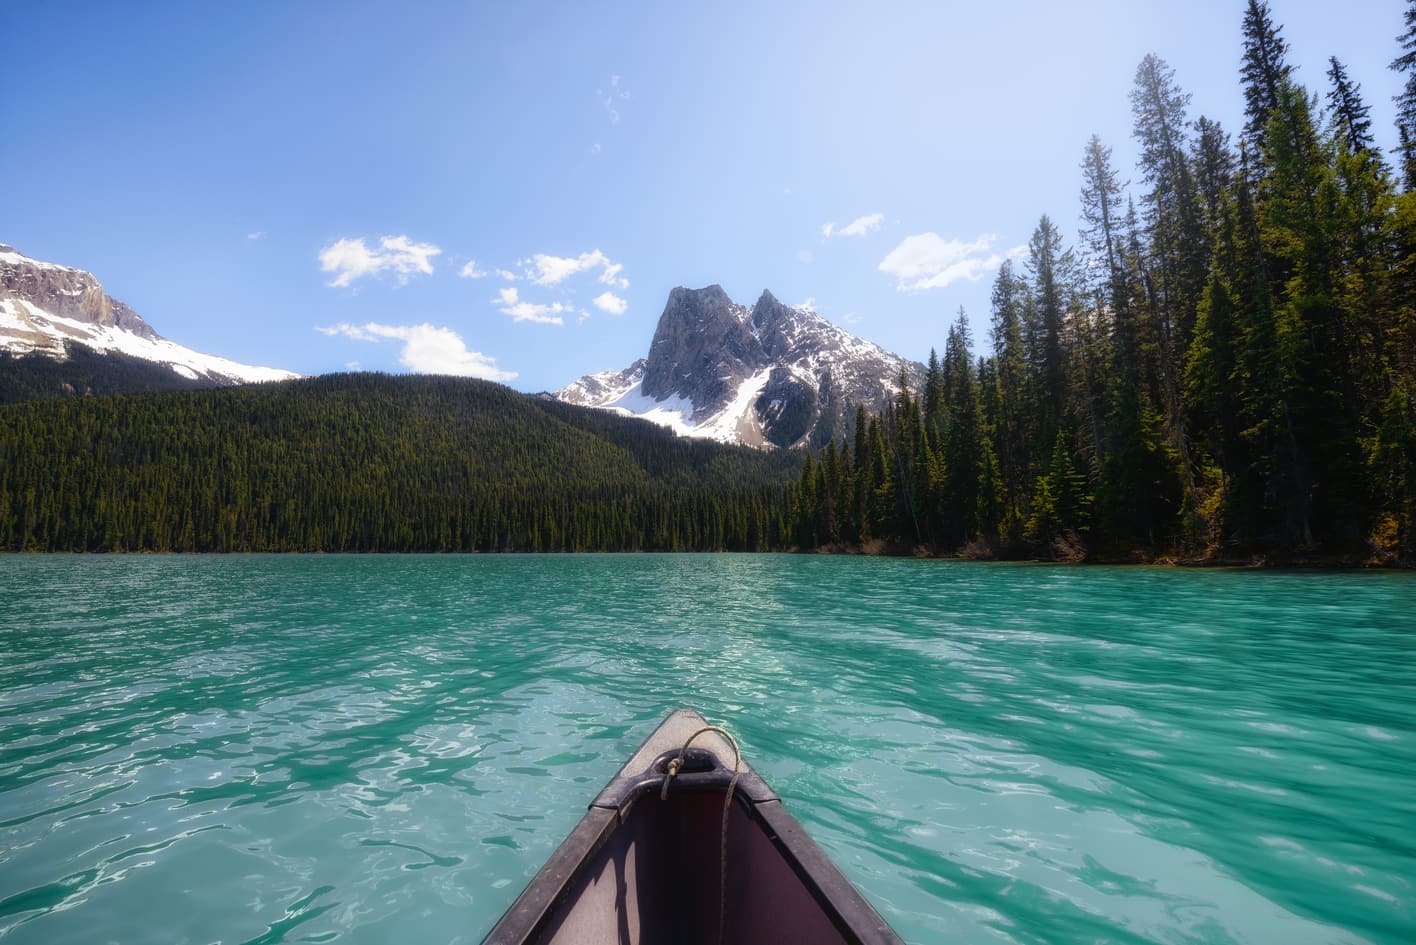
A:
[659, 724, 742, 945]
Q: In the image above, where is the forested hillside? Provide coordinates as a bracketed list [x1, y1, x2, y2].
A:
[791, 1, 1416, 565]
[0, 374, 799, 552]
[0, 348, 215, 403]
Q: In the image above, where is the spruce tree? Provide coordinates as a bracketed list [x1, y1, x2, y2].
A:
[1392, 0, 1416, 190]
[1026, 214, 1074, 453]
[989, 261, 1031, 540]
[1240, 0, 1293, 155]
[1326, 57, 1375, 156]
[941, 310, 982, 547]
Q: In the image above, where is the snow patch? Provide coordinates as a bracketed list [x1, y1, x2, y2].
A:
[599, 381, 698, 437]
[1, 297, 298, 384]
[0, 248, 77, 272]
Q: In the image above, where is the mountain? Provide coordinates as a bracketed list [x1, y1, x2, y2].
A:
[0, 244, 297, 401]
[556, 286, 923, 448]
[0, 373, 800, 553]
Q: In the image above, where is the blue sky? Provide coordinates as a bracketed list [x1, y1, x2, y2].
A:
[1, 1, 1403, 392]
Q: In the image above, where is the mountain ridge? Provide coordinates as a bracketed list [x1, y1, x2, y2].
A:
[0, 244, 298, 398]
[557, 285, 923, 448]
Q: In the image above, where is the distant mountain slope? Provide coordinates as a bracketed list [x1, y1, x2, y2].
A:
[557, 286, 924, 449]
[0, 373, 800, 552]
[0, 244, 297, 401]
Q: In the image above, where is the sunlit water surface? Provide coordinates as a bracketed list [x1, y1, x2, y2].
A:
[1, 555, 1413, 944]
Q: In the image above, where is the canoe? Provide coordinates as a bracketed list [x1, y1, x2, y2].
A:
[481, 708, 905, 945]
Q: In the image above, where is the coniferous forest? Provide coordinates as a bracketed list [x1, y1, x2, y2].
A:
[791, 1, 1416, 565]
[0, 374, 800, 552]
[5, 2, 1416, 565]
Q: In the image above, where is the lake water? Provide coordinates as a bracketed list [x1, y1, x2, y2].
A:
[1, 554, 1413, 944]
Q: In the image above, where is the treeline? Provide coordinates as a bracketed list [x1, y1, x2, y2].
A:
[0, 373, 800, 552]
[793, 1, 1416, 564]
[0, 347, 214, 403]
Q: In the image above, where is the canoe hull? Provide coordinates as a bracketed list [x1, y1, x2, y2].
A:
[480, 709, 904, 945]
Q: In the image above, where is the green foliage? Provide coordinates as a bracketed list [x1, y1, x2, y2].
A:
[790, 4, 1416, 563]
[0, 374, 798, 553]
[11, 2, 1416, 565]
[0, 347, 212, 403]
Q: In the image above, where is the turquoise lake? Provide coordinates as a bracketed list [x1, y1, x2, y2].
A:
[1, 554, 1413, 944]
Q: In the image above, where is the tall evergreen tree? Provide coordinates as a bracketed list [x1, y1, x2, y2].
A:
[1131, 54, 1205, 535]
[1026, 214, 1074, 453]
[941, 310, 982, 547]
[1326, 57, 1375, 156]
[1240, 0, 1293, 155]
[1131, 54, 1207, 352]
[1080, 134, 1126, 294]
[1193, 117, 1237, 244]
[989, 261, 1031, 540]
[1392, 0, 1416, 190]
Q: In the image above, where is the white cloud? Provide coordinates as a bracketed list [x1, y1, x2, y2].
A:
[878, 233, 1026, 292]
[319, 235, 442, 288]
[598, 75, 630, 125]
[316, 322, 516, 381]
[527, 249, 628, 289]
[247, 231, 267, 241]
[593, 291, 628, 315]
[590, 142, 602, 155]
[797, 297, 817, 312]
[822, 213, 884, 239]
[495, 286, 569, 325]
[496, 269, 518, 281]
[797, 249, 814, 265]
[459, 260, 488, 279]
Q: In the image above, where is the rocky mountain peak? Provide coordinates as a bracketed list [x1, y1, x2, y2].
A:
[642, 285, 756, 406]
[1, 243, 298, 388]
[1, 245, 158, 340]
[557, 285, 924, 449]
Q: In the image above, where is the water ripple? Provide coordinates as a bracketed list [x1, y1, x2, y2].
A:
[1, 555, 1413, 944]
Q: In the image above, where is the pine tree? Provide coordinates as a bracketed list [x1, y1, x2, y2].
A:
[941, 310, 982, 547]
[1026, 214, 1074, 452]
[1131, 54, 1205, 536]
[1326, 57, 1375, 156]
[1392, 0, 1416, 190]
[1080, 134, 1126, 296]
[1240, 0, 1293, 155]
[989, 261, 1031, 539]
[923, 348, 945, 442]
[1193, 117, 1237, 244]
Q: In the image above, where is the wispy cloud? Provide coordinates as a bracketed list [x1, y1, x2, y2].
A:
[318, 235, 442, 288]
[797, 249, 814, 265]
[459, 260, 488, 279]
[598, 75, 630, 126]
[878, 233, 1025, 292]
[315, 322, 516, 381]
[592, 291, 627, 315]
[822, 213, 884, 239]
[247, 231, 267, 241]
[496, 286, 570, 325]
[526, 250, 628, 289]
[496, 269, 518, 281]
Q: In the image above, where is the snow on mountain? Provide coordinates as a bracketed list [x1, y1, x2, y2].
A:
[556, 285, 923, 448]
[0, 244, 298, 386]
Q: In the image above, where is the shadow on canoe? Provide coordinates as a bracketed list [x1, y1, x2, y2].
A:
[481, 708, 905, 945]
